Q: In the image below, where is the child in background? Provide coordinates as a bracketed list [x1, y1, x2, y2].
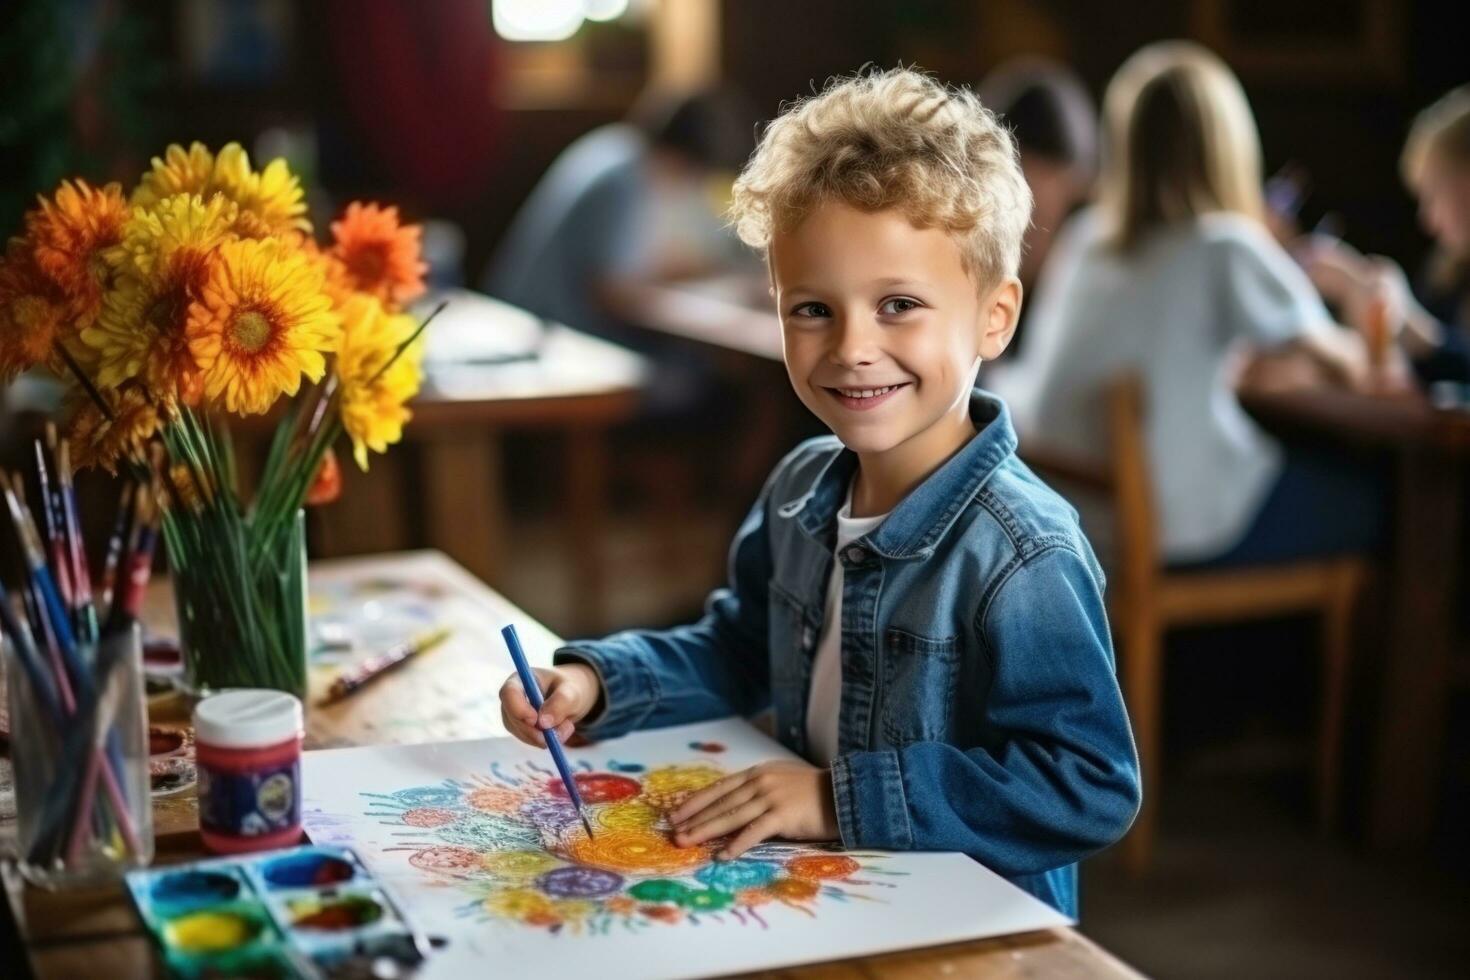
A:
[500, 68, 1141, 917]
[990, 42, 1374, 568]
[1303, 85, 1470, 386]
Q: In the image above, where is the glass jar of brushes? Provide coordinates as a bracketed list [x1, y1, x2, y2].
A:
[4, 620, 154, 888]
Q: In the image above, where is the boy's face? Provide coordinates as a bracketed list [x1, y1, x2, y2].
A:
[770, 201, 1020, 462]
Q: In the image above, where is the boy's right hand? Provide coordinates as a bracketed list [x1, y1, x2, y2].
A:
[499, 662, 603, 748]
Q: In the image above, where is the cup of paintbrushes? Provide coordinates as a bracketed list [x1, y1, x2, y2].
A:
[5, 622, 154, 888]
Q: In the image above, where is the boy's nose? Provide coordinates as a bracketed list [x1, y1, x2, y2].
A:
[829, 316, 883, 367]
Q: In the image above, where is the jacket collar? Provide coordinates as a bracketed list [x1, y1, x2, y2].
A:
[777, 388, 1017, 559]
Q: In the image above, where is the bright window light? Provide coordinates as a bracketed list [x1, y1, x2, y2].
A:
[491, 0, 584, 42]
[583, 0, 630, 22]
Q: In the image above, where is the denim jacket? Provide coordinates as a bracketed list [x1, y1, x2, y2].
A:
[555, 389, 1141, 917]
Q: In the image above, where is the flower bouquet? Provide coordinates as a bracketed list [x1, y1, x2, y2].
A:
[0, 142, 441, 699]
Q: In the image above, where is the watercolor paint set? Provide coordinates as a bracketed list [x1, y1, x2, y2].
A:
[124, 844, 431, 978]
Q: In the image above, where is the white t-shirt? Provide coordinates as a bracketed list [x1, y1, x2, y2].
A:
[988, 208, 1334, 563]
[806, 487, 889, 767]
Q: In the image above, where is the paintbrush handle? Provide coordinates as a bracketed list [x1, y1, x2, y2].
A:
[319, 629, 450, 706]
[501, 624, 589, 813]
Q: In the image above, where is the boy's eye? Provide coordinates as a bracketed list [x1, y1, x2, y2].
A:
[879, 297, 921, 315]
[789, 301, 831, 319]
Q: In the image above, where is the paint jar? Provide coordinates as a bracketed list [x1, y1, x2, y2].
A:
[6, 624, 155, 889]
[194, 690, 304, 855]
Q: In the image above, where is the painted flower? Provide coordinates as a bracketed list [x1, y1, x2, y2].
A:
[23, 179, 130, 328]
[83, 193, 238, 403]
[334, 294, 423, 470]
[328, 202, 427, 307]
[187, 237, 340, 415]
[133, 142, 310, 240]
[0, 238, 71, 380]
[63, 382, 160, 473]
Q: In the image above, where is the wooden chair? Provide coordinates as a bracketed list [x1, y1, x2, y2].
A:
[1021, 376, 1366, 874]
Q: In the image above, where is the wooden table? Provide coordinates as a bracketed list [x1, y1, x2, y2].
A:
[1240, 384, 1470, 848]
[284, 289, 650, 635]
[3, 551, 1140, 979]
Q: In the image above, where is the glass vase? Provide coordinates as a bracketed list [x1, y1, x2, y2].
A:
[170, 510, 309, 701]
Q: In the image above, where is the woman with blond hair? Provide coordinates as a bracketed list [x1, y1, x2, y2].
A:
[991, 41, 1374, 566]
[1304, 85, 1470, 384]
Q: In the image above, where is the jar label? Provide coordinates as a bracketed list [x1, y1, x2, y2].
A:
[198, 758, 301, 837]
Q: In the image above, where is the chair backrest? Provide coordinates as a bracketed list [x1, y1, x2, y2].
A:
[1103, 375, 1158, 616]
[1016, 374, 1158, 615]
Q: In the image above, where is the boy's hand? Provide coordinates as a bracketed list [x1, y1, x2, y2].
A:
[668, 761, 839, 860]
[499, 663, 602, 748]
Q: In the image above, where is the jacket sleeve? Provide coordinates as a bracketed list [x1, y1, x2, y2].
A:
[829, 544, 1141, 876]
[552, 482, 774, 741]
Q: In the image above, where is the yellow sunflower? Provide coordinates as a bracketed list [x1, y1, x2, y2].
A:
[334, 294, 423, 470]
[24, 179, 130, 328]
[84, 193, 238, 403]
[63, 382, 160, 473]
[131, 143, 216, 207]
[133, 142, 310, 240]
[0, 237, 70, 380]
[187, 237, 340, 415]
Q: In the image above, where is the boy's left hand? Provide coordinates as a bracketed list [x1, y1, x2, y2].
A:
[668, 760, 839, 860]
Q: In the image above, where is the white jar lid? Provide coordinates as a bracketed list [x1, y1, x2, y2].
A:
[194, 690, 304, 749]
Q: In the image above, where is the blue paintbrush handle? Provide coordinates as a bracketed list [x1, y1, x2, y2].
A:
[501, 624, 588, 813]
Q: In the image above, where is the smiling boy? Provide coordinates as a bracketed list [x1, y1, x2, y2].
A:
[500, 68, 1140, 917]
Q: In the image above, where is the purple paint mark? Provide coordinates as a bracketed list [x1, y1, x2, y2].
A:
[518, 796, 581, 832]
[535, 866, 624, 899]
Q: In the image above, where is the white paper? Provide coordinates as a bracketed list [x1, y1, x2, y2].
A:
[302, 717, 1070, 979]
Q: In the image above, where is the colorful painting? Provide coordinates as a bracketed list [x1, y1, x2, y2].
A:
[302, 718, 1070, 979]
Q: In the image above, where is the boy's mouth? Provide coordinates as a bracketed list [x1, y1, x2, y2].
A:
[824, 383, 909, 411]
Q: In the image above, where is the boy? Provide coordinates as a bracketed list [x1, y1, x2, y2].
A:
[500, 68, 1140, 917]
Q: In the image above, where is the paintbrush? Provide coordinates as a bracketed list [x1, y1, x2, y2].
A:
[317, 628, 452, 707]
[97, 480, 135, 618]
[57, 439, 99, 644]
[500, 623, 596, 839]
[104, 487, 157, 636]
[33, 437, 73, 607]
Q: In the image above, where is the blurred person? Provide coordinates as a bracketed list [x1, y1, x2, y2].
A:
[482, 87, 754, 345]
[979, 58, 1097, 303]
[991, 42, 1376, 567]
[1301, 85, 1470, 385]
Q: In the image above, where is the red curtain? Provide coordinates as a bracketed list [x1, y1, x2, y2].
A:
[320, 0, 503, 207]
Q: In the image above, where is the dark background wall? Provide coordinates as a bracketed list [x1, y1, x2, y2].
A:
[1, 0, 1466, 291]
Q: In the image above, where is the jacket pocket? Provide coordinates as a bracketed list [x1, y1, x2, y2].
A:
[880, 628, 960, 746]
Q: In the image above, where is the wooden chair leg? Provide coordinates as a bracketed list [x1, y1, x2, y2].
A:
[1316, 565, 1359, 832]
[1119, 613, 1163, 874]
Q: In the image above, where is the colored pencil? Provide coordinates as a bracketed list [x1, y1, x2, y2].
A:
[500, 623, 596, 839]
[316, 628, 452, 707]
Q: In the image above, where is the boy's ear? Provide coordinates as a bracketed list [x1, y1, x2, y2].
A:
[978, 277, 1022, 360]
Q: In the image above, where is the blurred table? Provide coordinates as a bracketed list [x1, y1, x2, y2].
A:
[3, 551, 1142, 980]
[603, 274, 784, 361]
[602, 275, 807, 502]
[1240, 384, 1470, 848]
[306, 289, 649, 635]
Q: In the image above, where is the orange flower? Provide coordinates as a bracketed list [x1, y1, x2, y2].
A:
[328, 203, 427, 307]
[63, 382, 160, 473]
[0, 237, 70, 380]
[24, 179, 130, 327]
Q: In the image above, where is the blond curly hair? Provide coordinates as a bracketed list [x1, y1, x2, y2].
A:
[730, 67, 1032, 287]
